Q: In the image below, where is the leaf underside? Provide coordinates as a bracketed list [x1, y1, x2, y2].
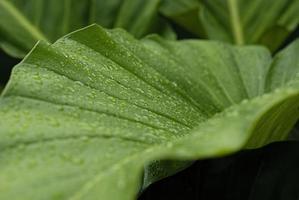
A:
[0, 25, 299, 200]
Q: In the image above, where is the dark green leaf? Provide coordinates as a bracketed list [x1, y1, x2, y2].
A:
[0, 25, 299, 199]
[0, 0, 175, 58]
[160, 0, 299, 51]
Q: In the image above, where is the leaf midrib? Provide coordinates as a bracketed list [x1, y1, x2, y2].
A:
[0, 129, 152, 152]
[21, 49, 193, 129]
[7, 94, 178, 135]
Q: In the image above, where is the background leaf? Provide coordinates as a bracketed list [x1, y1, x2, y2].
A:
[0, 0, 175, 58]
[160, 0, 299, 51]
[2, 0, 299, 58]
[159, 0, 204, 36]
[1, 25, 299, 199]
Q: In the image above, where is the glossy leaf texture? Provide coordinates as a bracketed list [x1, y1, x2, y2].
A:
[0, 0, 174, 58]
[1, 25, 299, 200]
[160, 0, 299, 51]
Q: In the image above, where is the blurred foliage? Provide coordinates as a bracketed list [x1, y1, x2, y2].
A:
[0, 0, 176, 57]
[160, 0, 299, 52]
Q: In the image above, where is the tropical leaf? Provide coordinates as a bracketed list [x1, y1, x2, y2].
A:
[160, 0, 299, 51]
[0, 0, 174, 58]
[0, 25, 299, 199]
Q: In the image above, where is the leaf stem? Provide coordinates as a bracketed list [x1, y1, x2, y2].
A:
[227, 0, 244, 45]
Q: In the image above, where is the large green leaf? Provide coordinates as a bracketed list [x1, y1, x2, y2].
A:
[0, 0, 174, 58]
[160, 0, 299, 51]
[1, 25, 299, 199]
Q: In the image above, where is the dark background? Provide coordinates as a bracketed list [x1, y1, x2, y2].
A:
[139, 141, 299, 200]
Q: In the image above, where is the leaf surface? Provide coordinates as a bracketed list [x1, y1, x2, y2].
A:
[0, 25, 299, 199]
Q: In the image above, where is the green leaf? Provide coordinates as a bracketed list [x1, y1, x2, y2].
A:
[159, 0, 205, 36]
[0, 0, 174, 58]
[1, 25, 299, 199]
[160, 0, 299, 51]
